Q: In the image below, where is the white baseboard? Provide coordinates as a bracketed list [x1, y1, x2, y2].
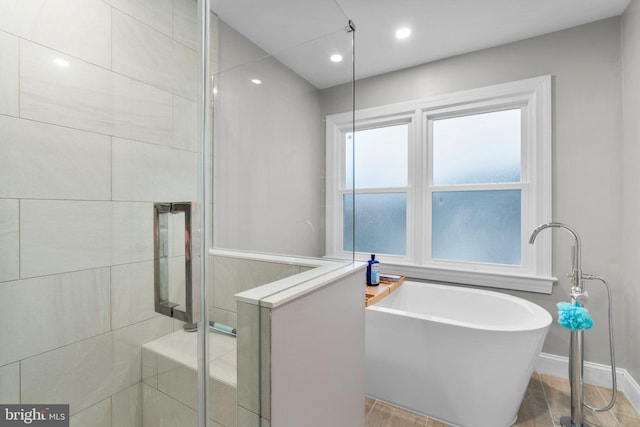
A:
[536, 352, 640, 413]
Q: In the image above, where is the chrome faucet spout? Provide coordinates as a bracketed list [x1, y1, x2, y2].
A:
[528, 222, 582, 274]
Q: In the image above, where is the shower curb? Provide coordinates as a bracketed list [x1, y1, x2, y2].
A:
[536, 352, 640, 413]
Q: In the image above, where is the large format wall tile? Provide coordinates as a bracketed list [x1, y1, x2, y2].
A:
[210, 14, 220, 69]
[0, 0, 111, 68]
[20, 200, 154, 277]
[20, 41, 173, 145]
[213, 257, 301, 312]
[20, 41, 174, 146]
[0, 115, 111, 200]
[173, 96, 198, 152]
[209, 377, 237, 427]
[157, 356, 198, 409]
[111, 202, 154, 265]
[0, 268, 111, 366]
[173, 0, 197, 50]
[111, 317, 175, 392]
[213, 23, 323, 256]
[112, 10, 197, 100]
[20, 200, 113, 278]
[103, 0, 173, 37]
[21, 332, 114, 412]
[0, 199, 19, 283]
[142, 383, 197, 427]
[112, 384, 143, 427]
[69, 398, 111, 427]
[112, 138, 197, 202]
[172, 0, 220, 64]
[21, 316, 173, 415]
[111, 261, 157, 330]
[142, 348, 158, 388]
[153, 348, 238, 426]
[113, 73, 173, 147]
[0, 362, 20, 403]
[0, 31, 18, 116]
[20, 40, 113, 134]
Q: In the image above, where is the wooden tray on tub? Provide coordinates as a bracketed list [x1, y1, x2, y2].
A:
[365, 275, 405, 307]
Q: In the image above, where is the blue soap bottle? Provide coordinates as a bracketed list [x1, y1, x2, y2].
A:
[366, 254, 380, 286]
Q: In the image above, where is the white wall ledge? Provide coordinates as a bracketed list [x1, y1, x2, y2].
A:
[210, 249, 366, 308]
[381, 262, 555, 294]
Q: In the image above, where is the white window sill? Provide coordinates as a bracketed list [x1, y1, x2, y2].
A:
[378, 262, 555, 294]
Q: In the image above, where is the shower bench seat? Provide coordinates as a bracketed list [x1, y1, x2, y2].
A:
[142, 329, 237, 427]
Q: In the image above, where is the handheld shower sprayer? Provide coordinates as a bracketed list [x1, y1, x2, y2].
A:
[528, 222, 616, 427]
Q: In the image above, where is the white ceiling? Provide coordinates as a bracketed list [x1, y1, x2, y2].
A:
[211, 0, 631, 89]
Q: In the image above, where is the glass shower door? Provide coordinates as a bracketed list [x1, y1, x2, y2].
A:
[0, 0, 211, 426]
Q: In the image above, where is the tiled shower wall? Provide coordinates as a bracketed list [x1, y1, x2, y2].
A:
[0, 0, 216, 425]
[209, 255, 312, 329]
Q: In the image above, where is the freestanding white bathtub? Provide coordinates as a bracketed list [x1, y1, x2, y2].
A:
[365, 281, 551, 427]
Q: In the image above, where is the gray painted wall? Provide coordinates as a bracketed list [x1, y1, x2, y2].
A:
[321, 18, 627, 370]
[622, 0, 640, 383]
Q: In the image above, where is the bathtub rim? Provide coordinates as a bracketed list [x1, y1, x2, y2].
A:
[366, 280, 552, 332]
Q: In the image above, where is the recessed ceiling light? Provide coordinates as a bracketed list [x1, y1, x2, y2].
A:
[395, 27, 411, 40]
[330, 54, 343, 63]
[251, 79, 262, 85]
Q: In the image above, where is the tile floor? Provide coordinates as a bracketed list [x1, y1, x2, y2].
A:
[364, 372, 640, 427]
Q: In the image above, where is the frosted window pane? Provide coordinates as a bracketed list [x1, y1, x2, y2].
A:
[343, 193, 406, 255]
[345, 124, 408, 189]
[433, 109, 521, 185]
[432, 190, 521, 265]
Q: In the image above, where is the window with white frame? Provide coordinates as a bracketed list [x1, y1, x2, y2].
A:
[325, 76, 554, 293]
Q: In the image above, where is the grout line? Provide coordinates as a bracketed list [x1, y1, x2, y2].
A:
[593, 383, 622, 426]
[537, 372, 559, 426]
[17, 199, 21, 280]
[363, 398, 374, 420]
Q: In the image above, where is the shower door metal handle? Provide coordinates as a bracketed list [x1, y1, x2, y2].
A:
[154, 202, 201, 323]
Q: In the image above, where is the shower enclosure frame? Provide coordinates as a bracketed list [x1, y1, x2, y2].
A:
[196, 0, 212, 425]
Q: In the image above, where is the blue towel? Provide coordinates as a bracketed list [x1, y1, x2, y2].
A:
[557, 302, 594, 331]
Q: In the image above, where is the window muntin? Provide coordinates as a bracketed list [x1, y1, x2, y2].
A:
[325, 76, 552, 292]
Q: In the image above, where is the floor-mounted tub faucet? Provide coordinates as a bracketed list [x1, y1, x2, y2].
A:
[529, 222, 617, 427]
